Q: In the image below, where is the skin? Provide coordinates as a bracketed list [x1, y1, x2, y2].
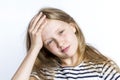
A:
[12, 13, 79, 80]
[42, 19, 79, 66]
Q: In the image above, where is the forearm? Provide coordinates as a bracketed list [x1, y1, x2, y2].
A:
[12, 48, 40, 80]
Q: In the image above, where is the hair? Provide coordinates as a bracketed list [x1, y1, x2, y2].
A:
[26, 7, 119, 79]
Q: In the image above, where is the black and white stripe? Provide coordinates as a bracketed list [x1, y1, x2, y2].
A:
[31, 60, 120, 80]
[54, 61, 120, 80]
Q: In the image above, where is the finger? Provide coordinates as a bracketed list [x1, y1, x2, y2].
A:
[32, 14, 46, 33]
[29, 14, 37, 28]
[37, 19, 47, 33]
[29, 12, 43, 32]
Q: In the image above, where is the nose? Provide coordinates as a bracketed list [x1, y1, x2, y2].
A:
[55, 38, 65, 48]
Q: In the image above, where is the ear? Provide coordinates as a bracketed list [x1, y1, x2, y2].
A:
[69, 23, 76, 33]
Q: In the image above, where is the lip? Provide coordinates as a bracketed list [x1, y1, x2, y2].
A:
[61, 45, 70, 53]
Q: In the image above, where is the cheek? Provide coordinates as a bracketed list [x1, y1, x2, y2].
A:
[64, 31, 76, 41]
[62, 32, 70, 40]
[47, 43, 58, 54]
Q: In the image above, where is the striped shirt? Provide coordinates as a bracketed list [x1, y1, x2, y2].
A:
[31, 60, 120, 80]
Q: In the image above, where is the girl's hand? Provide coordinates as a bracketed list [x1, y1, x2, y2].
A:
[28, 12, 47, 52]
[12, 12, 47, 80]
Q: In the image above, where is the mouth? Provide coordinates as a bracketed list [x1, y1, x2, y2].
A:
[61, 45, 70, 53]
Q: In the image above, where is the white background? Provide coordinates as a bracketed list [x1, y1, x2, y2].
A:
[0, 0, 120, 80]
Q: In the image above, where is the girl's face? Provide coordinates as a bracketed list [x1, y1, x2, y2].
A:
[42, 19, 78, 59]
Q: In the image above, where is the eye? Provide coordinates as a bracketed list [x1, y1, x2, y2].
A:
[47, 40, 53, 45]
[59, 30, 64, 34]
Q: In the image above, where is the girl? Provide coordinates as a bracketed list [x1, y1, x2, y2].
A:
[12, 7, 120, 80]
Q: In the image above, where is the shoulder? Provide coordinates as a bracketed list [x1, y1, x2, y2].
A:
[82, 60, 120, 79]
[100, 60, 120, 80]
[30, 72, 41, 80]
[30, 68, 55, 80]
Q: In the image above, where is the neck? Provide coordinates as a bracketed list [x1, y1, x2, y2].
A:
[61, 53, 82, 67]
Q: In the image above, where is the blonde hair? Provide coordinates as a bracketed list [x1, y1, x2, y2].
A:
[26, 7, 117, 79]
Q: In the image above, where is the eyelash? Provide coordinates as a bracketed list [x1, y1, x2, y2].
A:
[59, 30, 64, 34]
[47, 40, 53, 45]
[46, 30, 64, 45]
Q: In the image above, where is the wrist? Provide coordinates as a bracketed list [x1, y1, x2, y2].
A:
[28, 46, 42, 56]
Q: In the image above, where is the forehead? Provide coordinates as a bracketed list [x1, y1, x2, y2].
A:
[41, 19, 68, 40]
[44, 19, 65, 30]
